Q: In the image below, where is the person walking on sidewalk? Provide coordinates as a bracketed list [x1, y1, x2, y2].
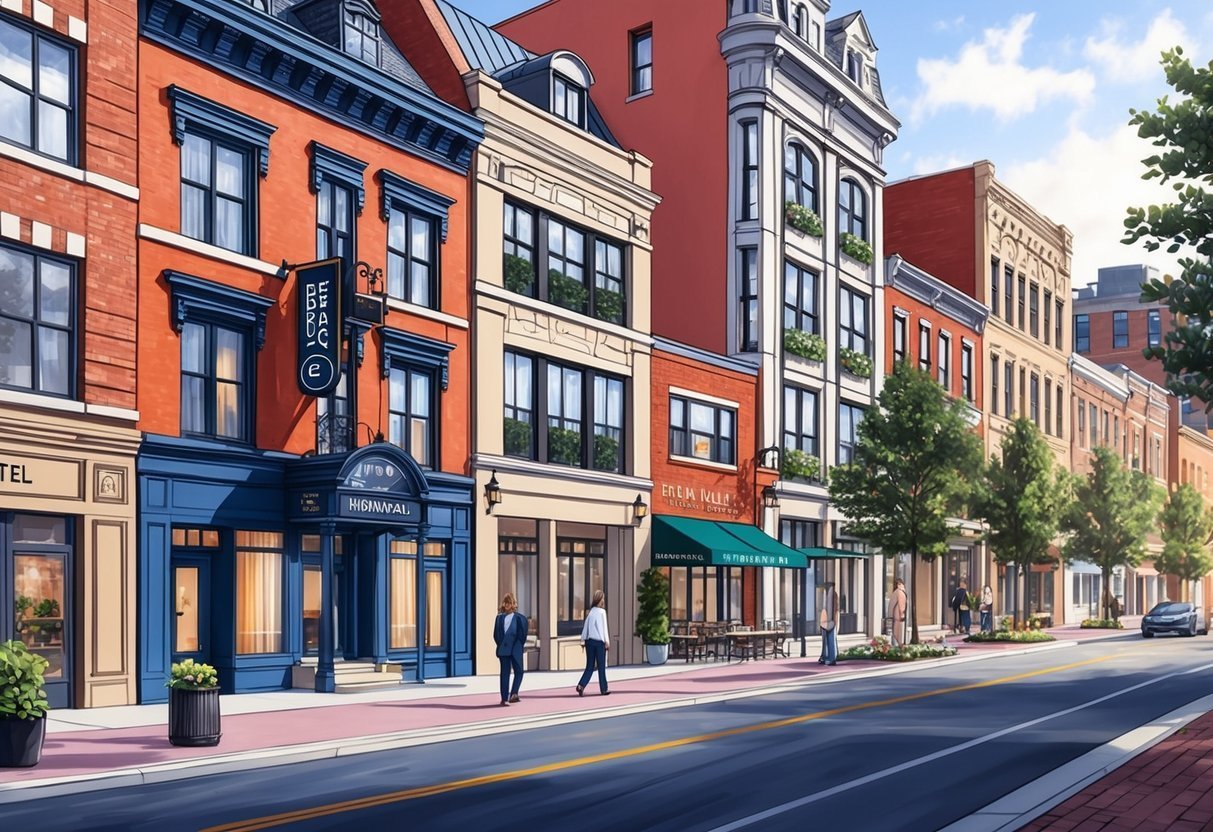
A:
[889, 578, 908, 648]
[576, 590, 611, 696]
[980, 583, 994, 633]
[818, 582, 839, 666]
[493, 593, 528, 706]
[949, 580, 970, 634]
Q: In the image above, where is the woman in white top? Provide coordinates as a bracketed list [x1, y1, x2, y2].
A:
[576, 590, 611, 696]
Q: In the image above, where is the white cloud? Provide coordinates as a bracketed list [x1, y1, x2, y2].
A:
[1083, 8, 1196, 83]
[933, 16, 965, 33]
[909, 152, 969, 176]
[910, 13, 1096, 123]
[1000, 122, 1183, 290]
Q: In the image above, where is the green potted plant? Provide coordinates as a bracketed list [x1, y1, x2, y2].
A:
[781, 447, 820, 481]
[593, 287, 624, 325]
[839, 347, 873, 378]
[635, 568, 671, 665]
[784, 201, 824, 237]
[166, 658, 221, 747]
[840, 232, 874, 265]
[29, 598, 60, 645]
[547, 269, 588, 313]
[0, 639, 50, 767]
[503, 253, 535, 295]
[784, 329, 826, 362]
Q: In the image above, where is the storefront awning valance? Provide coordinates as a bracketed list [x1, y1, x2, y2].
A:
[652, 515, 808, 568]
[799, 546, 873, 560]
[1069, 560, 1102, 575]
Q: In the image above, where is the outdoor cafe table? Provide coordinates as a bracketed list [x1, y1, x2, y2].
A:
[722, 629, 787, 660]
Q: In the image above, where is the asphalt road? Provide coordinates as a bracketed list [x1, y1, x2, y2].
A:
[7, 636, 1213, 832]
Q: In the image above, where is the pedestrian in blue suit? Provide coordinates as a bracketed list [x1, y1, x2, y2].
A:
[493, 593, 528, 706]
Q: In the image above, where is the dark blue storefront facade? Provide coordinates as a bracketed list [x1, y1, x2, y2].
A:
[137, 437, 473, 703]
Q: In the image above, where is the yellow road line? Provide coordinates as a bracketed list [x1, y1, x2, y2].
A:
[203, 653, 1115, 832]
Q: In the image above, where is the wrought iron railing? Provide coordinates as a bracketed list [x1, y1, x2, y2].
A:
[316, 411, 354, 455]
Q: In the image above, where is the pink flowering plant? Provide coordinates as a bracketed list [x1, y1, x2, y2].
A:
[166, 658, 219, 690]
[840, 634, 957, 662]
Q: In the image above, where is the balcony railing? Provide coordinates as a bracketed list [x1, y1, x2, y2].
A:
[316, 411, 354, 456]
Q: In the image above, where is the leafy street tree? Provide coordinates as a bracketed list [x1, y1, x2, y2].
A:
[1125, 48, 1213, 402]
[1156, 483, 1213, 602]
[829, 363, 984, 644]
[1062, 447, 1164, 620]
[976, 418, 1068, 629]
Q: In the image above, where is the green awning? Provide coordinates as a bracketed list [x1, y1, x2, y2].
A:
[652, 515, 809, 568]
[799, 546, 873, 560]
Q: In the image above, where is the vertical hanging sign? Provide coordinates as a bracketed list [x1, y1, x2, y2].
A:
[296, 258, 343, 397]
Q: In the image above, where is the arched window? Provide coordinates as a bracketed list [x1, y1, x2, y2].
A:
[776, 0, 788, 24]
[783, 143, 817, 213]
[838, 178, 867, 240]
[792, 5, 805, 37]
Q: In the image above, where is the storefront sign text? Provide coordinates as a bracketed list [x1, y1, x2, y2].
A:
[0, 454, 81, 500]
[339, 493, 420, 523]
[658, 483, 741, 516]
[296, 491, 322, 514]
[296, 258, 342, 397]
[0, 462, 33, 484]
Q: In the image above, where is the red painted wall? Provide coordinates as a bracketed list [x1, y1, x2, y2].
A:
[884, 168, 979, 300]
[137, 41, 472, 472]
[498, 0, 731, 353]
[0, 1, 138, 409]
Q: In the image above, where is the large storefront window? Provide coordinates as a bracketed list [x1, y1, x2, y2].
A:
[557, 532, 605, 636]
[9, 514, 72, 706]
[661, 566, 743, 622]
[389, 538, 446, 649]
[943, 548, 974, 624]
[1027, 569, 1055, 617]
[390, 556, 417, 649]
[499, 518, 539, 636]
[235, 531, 284, 654]
[778, 519, 819, 625]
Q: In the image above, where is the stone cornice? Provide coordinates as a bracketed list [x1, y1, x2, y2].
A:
[885, 255, 989, 334]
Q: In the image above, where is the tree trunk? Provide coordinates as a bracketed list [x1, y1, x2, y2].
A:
[910, 546, 920, 645]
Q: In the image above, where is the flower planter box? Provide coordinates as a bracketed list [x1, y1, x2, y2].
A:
[0, 717, 45, 767]
[168, 687, 222, 747]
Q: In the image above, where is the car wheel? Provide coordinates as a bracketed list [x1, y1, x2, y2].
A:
[1189, 622, 1198, 637]
[1143, 630, 1154, 638]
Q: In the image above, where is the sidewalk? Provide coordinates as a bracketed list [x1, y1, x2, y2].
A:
[0, 622, 1137, 803]
[1019, 709, 1213, 832]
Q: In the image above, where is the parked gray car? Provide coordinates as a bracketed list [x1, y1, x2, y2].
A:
[1141, 601, 1206, 638]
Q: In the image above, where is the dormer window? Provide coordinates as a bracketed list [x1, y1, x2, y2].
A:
[846, 49, 863, 84]
[553, 74, 585, 128]
[344, 8, 379, 64]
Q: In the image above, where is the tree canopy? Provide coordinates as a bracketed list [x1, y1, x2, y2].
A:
[1062, 446, 1164, 619]
[1156, 482, 1213, 601]
[976, 418, 1067, 626]
[829, 363, 984, 643]
[1126, 48, 1213, 402]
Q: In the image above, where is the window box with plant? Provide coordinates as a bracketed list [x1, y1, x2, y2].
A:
[636, 567, 671, 665]
[839, 232, 873, 265]
[781, 447, 820, 482]
[504, 253, 535, 296]
[784, 201, 823, 237]
[166, 658, 222, 747]
[0, 640, 50, 767]
[548, 269, 589, 314]
[547, 425, 584, 467]
[784, 329, 826, 362]
[839, 347, 872, 378]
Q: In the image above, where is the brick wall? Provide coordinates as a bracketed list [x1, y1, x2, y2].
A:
[885, 168, 979, 299]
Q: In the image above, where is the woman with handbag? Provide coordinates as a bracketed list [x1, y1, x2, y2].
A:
[980, 584, 994, 632]
[949, 580, 971, 634]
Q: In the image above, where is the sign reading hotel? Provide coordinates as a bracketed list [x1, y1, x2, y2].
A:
[658, 482, 742, 517]
[0, 455, 82, 500]
[295, 258, 342, 397]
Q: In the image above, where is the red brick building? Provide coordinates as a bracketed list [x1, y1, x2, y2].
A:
[0, 0, 142, 707]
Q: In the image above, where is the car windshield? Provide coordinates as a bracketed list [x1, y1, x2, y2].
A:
[1148, 602, 1191, 615]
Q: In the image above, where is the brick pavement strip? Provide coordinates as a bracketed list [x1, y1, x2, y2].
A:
[1020, 710, 1213, 831]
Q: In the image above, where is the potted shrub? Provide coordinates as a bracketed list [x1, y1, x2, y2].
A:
[840, 232, 874, 265]
[784, 329, 826, 362]
[0, 639, 50, 767]
[784, 201, 824, 237]
[636, 568, 671, 665]
[166, 658, 221, 747]
[839, 347, 873, 378]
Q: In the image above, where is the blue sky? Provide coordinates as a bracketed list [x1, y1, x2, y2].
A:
[454, 1, 1213, 289]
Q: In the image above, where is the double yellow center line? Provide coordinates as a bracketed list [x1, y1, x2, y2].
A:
[204, 653, 1115, 831]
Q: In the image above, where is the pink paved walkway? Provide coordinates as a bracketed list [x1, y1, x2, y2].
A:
[0, 624, 1132, 788]
[1019, 710, 1213, 832]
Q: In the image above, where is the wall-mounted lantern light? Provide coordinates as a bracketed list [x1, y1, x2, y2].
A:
[484, 470, 503, 515]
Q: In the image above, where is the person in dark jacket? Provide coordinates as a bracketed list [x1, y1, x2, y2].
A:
[950, 580, 971, 634]
[493, 593, 528, 706]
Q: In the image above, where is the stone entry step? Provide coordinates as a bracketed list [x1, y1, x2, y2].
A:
[291, 659, 405, 693]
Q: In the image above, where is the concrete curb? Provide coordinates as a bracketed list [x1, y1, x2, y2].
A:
[0, 636, 1096, 805]
[938, 691, 1213, 832]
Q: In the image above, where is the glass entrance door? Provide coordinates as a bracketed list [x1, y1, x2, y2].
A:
[14, 550, 69, 707]
[172, 556, 211, 666]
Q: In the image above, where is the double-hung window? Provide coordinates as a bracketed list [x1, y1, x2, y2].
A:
[169, 88, 275, 257]
[739, 248, 759, 352]
[311, 143, 367, 275]
[553, 74, 585, 128]
[784, 261, 817, 334]
[0, 243, 74, 397]
[838, 178, 867, 240]
[961, 342, 974, 401]
[1075, 314, 1090, 353]
[990, 259, 1000, 318]
[783, 385, 818, 462]
[1113, 311, 1129, 348]
[171, 272, 271, 443]
[839, 286, 868, 354]
[1029, 283, 1039, 338]
[1043, 290, 1053, 346]
[630, 28, 652, 95]
[381, 328, 452, 468]
[1004, 361, 1014, 416]
[1078, 398, 1086, 447]
[838, 402, 865, 465]
[892, 313, 907, 364]
[380, 171, 452, 311]
[0, 15, 75, 163]
[558, 536, 605, 635]
[504, 351, 627, 473]
[502, 202, 627, 325]
[937, 332, 950, 389]
[783, 144, 817, 213]
[1055, 300, 1064, 348]
[1056, 385, 1063, 436]
[1003, 265, 1014, 325]
[741, 120, 759, 220]
[1148, 309, 1161, 347]
[918, 322, 931, 373]
[670, 395, 735, 466]
[990, 356, 999, 415]
[1017, 276, 1026, 332]
[1044, 379, 1053, 435]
